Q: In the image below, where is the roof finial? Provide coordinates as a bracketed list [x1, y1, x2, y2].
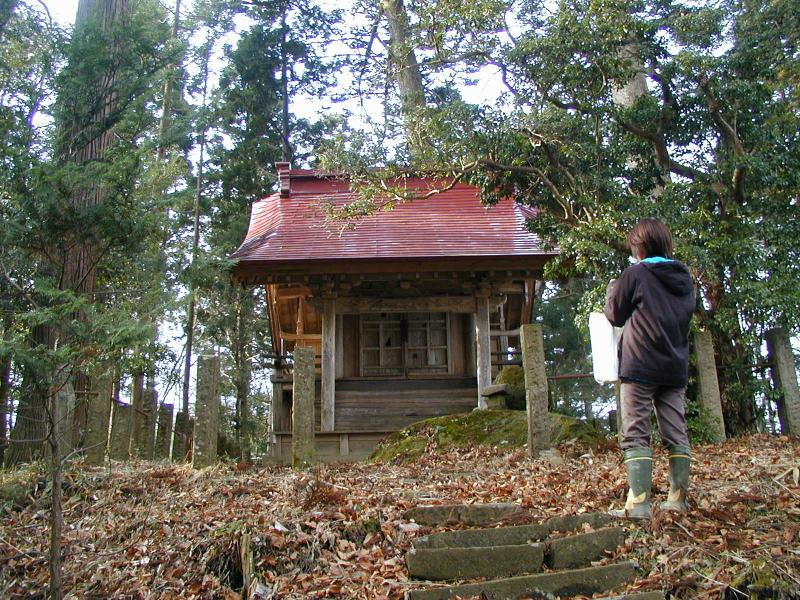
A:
[276, 162, 291, 197]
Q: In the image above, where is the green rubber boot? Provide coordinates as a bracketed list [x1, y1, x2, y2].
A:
[610, 447, 652, 520]
[660, 446, 690, 512]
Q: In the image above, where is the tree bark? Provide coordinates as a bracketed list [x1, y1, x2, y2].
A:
[156, 0, 181, 161]
[381, 0, 426, 154]
[48, 382, 64, 600]
[181, 39, 211, 416]
[280, 3, 292, 162]
[4, 325, 53, 467]
[0, 317, 12, 465]
[233, 291, 253, 462]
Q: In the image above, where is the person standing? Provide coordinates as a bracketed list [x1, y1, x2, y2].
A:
[605, 218, 696, 519]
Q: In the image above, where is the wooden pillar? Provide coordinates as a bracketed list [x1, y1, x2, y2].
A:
[192, 355, 220, 469]
[499, 303, 509, 366]
[694, 329, 726, 442]
[292, 346, 315, 469]
[155, 403, 174, 460]
[465, 314, 477, 377]
[321, 297, 336, 432]
[268, 378, 282, 459]
[85, 372, 112, 466]
[475, 295, 491, 409]
[520, 324, 550, 457]
[108, 401, 131, 461]
[335, 314, 344, 378]
[766, 327, 800, 435]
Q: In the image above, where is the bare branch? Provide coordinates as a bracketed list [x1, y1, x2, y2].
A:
[698, 77, 746, 157]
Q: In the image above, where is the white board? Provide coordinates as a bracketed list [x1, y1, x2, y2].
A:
[589, 312, 623, 384]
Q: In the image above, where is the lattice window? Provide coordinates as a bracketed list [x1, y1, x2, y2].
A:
[360, 312, 450, 376]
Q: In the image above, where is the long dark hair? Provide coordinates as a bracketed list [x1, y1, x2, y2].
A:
[628, 218, 673, 259]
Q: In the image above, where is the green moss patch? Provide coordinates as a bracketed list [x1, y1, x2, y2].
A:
[494, 366, 526, 410]
[370, 410, 609, 463]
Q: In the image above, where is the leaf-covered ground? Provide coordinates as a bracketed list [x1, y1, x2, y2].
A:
[1, 434, 798, 599]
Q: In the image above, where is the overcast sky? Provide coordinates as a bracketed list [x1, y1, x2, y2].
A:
[44, 0, 78, 25]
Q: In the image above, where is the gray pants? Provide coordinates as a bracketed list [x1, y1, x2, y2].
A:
[620, 382, 690, 450]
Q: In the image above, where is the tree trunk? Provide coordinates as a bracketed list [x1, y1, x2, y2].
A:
[4, 324, 53, 467]
[280, 4, 292, 162]
[0, 317, 12, 465]
[48, 382, 64, 600]
[381, 0, 426, 154]
[156, 0, 181, 161]
[611, 42, 671, 193]
[60, 0, 130, 449]
[233, 291, 253, 462]
[181, 39, 211, 416]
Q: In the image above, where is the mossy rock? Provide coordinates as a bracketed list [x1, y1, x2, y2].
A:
[370, 410, 608, 463]
[0, 483, 29, 508]
[494, 366, 526, 410]
[550, 414, 606, 447]
[0, 463, 44, 512]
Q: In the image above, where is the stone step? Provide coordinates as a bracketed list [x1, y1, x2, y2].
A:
[413, 512, 613, 549]
[407, 527, 625, 581]
[404, 503, 521, 527]
[596, 593, 665, 600]
[405, 561, 637, 600]
[406, 543, 544, 581]
[546, 527, 626, 570]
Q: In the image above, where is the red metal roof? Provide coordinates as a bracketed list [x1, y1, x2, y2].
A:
[230, 170, 556, 271]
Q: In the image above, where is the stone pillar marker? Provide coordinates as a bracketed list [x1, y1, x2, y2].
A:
[520, 324, 549, 457]
[85, 372, 113, 465]
[766, 327, 800, 435]
[172, 411, 191, 462]
[292, 346, 315, 469]
[475, 295, 492, 410]
[192, 355, 220, 469]
[155, 403, 174, 460]
[108, 402, 132, 460]
[693, 329, 726, 442]
[143, 384, 158, 460]
[129, 372, 147, 458]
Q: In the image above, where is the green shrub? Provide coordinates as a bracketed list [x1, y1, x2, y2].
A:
[685, 400, 723, 445]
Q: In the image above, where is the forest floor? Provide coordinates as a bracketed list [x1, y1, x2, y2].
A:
[1, 434, 798, 599]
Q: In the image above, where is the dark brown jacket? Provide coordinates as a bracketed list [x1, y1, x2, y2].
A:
[604, 260, 695, 386]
